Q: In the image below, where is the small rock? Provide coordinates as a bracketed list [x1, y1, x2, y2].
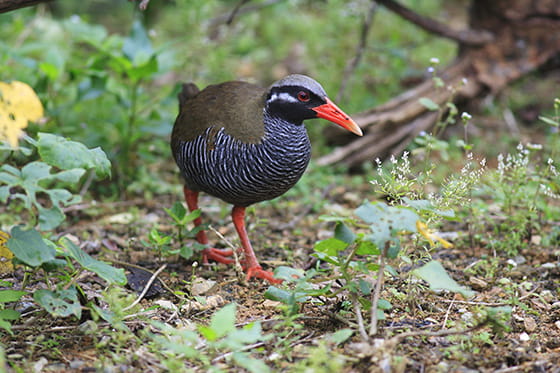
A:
[469, 276, 488, 290]
[519, 332, 530, 342]
[155, 300, 178, 312]
[555, 321, 560, 330]
[524, 317, 537, 332]
[106, 212, 135, 224]
[551, 301, 560, 309]
[263, 299, 282, 309]
[191, 277, 217, 296]
[540, 290, 554, 303]
[33, 357, 48, 373]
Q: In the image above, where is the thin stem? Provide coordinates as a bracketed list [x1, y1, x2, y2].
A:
[369, 246, 386, 337]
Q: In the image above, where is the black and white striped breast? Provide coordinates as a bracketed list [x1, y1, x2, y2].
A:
[174, 113, 311, 207]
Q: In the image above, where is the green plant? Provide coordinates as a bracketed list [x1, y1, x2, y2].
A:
[0, 286, 25, 334]
[0, 133, 110, 229]
[481, 142, 559, 255]
[150, 303, 271, 372]
[267, 199, 469, 340]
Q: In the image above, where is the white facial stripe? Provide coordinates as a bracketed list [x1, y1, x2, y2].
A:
[267, 92, 298, 104]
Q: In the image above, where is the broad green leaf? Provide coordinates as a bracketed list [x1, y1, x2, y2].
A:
[356, 202, 419, 249]
[0, 290, 26, 303]
[38, 206, 65, 231]
[198, 325, 218, 342]
[328, 328, 354, 345]
[51, 169, 86, 184]
[412, 260, 474, 298]
[127, 56, 158, 81]
[232, 351, 271, 373]
[272, 266, 304, 282]
[0, 309, 20, 320]
[377, 299, 392, 310]
[37, 133, 111, 178]
[7, 226, 55, 267]
[312, 251, 340, 266]
[355, 240, 379, 255]
[419, 97, 439, 111]
[225, 322, 266, 349]
[0, 309, 20, 334]
[164, 201, 187, 222]
[122, 20, 154, 64]
[21, 161, 51, 180]
[34, 287, 82, 318]
[60, 237, 126, 285]
[0, 186, 9, 202]
[209, 303, 236, 339]
[264, 285, 310, 305]
[334, 222, 356, 244]
[314, 238, 348, 256]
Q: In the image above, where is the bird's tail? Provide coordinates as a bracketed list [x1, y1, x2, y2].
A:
[178, 83, 200, 110]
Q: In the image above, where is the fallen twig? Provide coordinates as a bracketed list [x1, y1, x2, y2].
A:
[124, 264, 167, 311]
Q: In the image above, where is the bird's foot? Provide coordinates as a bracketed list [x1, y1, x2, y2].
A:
[246, 266, 283, 284]
[202, 248, 235, 265]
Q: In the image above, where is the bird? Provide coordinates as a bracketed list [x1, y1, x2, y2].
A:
[171, 74, 362, 284]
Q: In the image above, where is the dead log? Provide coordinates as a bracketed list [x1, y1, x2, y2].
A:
[319, 0, 560, 168]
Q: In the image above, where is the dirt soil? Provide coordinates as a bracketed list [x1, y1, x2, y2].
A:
[3, 177, 560, 373]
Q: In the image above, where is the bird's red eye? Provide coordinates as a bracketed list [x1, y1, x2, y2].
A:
[297, 91, 310, 102]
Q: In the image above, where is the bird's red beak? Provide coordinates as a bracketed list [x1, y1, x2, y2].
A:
[312, 97, 363, 136]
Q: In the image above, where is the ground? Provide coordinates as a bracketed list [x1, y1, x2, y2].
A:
[3, 168, 560, 372]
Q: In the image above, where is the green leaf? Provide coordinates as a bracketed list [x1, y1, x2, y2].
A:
[232, 351, 271, 373]
[0, 290, 26, 303]
[0, 186, 9, 202]
[7, 226, 56, 267]
[0, 309, 20, 321]
[334, 222, 356, 244]
[272, 266, 304, 282]
[164, 201, 187, 222]
[34, 287, 82, 318]
[122, 20, 154, 64]
[60, 237, 127, 285]
[314, 238, 348, 256]
[355, 240, 379, 255]
[38, 206, 65, 231]
[209, 303, 236, 339]
[52, 169, 86, 184]
[419, 97, 439, 111]
[539, 115, 559, 127]
[328, 328, 354, 345]
[356, 202, 419, 249]
[412, 260, 474, 298]
[198, 325, 218, 342]
[377, 299, 392, 310]
[37, 133, 111, 179]
[264, 285, 308, 304]
[0, 309, 20, 334]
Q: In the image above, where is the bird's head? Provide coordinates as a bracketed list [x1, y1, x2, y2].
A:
[265, 74, 363, 136]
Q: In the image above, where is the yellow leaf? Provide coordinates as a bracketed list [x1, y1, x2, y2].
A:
[416, 221, 453, 249]
[0, 230, 14, 275]
[0, 81, 45, 148]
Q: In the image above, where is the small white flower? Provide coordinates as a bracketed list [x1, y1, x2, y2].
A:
[461, 112, 472, 121]
[430, 57, 440, 64]
[427, 67, 435, 74]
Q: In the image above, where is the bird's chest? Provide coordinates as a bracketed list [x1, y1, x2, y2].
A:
[177, 126, 311, 205]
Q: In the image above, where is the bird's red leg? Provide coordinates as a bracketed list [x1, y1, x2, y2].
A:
[231, 206, 282, 284]
[183, 186, 234, 264]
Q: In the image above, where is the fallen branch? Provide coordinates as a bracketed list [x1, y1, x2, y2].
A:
[375, 0, 493, 46]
